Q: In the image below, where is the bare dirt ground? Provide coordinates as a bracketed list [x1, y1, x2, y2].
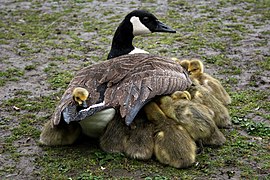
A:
[0, 0, 269, 179]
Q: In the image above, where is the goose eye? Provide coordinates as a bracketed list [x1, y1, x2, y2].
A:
[142, 16, 150, 22]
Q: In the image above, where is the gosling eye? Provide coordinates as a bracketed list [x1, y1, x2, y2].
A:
[142, 16, 150, 23]
[75, 97, 80, 101]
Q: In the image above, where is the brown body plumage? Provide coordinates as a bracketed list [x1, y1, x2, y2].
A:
[52, 53, 191, 126]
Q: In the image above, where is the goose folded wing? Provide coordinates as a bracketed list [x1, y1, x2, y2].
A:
[103, 55, 192, 125]
[51, 61, 111, 126]
[51, 54, 192, 127]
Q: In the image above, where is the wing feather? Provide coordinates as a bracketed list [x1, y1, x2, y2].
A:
[51, 54, 192, 127]
[103, 55, 192, 124]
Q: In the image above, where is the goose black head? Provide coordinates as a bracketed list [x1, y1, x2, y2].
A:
[126, 10, 176, 35]
[107, 10, 176, 59]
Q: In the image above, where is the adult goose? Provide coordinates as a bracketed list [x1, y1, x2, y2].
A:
[40, 54, 191, 145]
[56, 54, 190, 126]
[107, 10, 176, 59]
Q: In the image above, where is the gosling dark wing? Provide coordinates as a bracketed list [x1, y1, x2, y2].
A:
[103, 55, 192, 125]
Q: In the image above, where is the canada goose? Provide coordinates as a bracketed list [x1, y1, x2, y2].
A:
[123, 112, 154, 160]
[188, 81, 231, 128]
[188, 59, 231, 105]
[144, 101, 196, 168]
[107, 10, 176, 59]
[40, 54, 192, 145]
[55, 54, 191, 126]
[158, 91, 226, 146]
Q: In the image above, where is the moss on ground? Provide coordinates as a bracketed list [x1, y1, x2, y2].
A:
[0, 0, 269, 179]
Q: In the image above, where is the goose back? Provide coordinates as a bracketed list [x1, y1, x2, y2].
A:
[51, 54, 192, 126]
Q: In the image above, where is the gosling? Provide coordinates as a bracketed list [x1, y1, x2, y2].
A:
[158, 91, 226, 146]
[188, 59, 231, 105]
[144, 101, 196, 168]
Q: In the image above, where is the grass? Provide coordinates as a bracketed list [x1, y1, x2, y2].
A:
[0, 0, 269, 179]
[1, 94, 57, 114]
[232, 117, 270, 137]
[0, 68, 25, 86]
[229, 89, 270, 137]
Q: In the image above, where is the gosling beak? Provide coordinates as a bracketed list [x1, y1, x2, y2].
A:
[81, 101, 88, 108]
[154, 21, 176, 33]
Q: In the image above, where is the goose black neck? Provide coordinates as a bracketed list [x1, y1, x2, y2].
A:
[107, 21, 135, 59]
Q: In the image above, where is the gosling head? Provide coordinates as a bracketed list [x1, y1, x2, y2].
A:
[72, 87, 89, 108]
[179, 59, 190, 71]
[171, 91, 191, 101]
[188, 59, 204, 76]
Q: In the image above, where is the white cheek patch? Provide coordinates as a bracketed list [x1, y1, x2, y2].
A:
[130, 16, 151, 36]
[129, 47, 149, 54]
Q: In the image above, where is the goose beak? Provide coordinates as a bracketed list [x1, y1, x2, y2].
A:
[154, 21, 176, 33]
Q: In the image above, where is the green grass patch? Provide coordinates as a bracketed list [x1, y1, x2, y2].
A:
[256, 57, 270, 70]
[232, 117, 270, 137]
[44, 63, 74, 89]
[1, 94, 57, 113]
[0, 68, 25, 86]
[47, 71, 73, 89]
[219, 65, 241, 75]
[203, 54, 229, 65]
[49, 55, 68, 62]
[24, 64, 37, 71]
[229, 89, 270, 135]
